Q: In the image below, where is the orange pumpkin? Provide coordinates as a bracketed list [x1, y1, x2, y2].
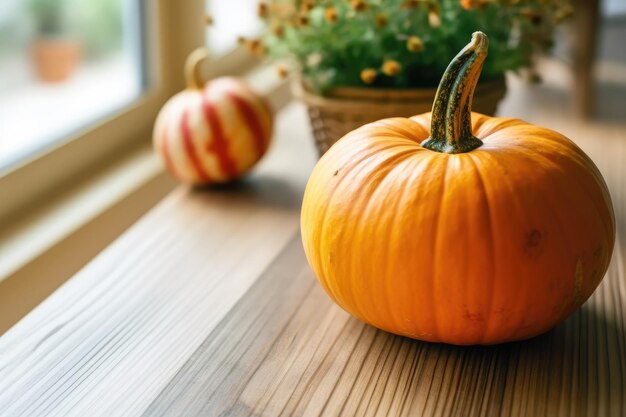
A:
[300, 32, 615, 345]
[153, 48, 272, 184]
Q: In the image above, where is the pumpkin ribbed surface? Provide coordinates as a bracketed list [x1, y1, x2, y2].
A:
[300, 33, 615, 345]
[301, 113, 614, 344]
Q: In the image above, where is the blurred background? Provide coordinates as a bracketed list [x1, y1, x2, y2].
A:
[0, 0, 625, 331]
[0, 0, 264, 171]
[0, 0, 142, 169]
[0, 0, 624, 173]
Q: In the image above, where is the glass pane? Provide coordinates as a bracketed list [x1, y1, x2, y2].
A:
[0, 0, 144, 172]
[205, 0, 260, 55]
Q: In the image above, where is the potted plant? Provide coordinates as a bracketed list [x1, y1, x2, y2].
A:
[250, 0, 573, 155]
[29, 0, 81, 83]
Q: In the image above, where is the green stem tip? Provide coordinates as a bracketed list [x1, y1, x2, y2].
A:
[421, 32, 489, 154]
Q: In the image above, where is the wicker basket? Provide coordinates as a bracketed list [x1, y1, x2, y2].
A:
[293, 78, 507, 156]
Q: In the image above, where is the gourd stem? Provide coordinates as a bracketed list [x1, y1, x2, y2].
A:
[421, 32, 489, 154]
[185, 47, 210, 90]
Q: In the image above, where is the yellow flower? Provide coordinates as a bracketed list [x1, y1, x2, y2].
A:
[271, 23, 284, 37]
[428, 3, 441, 14]
[407, 36, 424, 53]
[297, 14, 310, 26]
[428, 11, 441, 27]
[277, 65, 288, 79]
[461, 0, 493, 9]
[324, 7, 338, 23]
[360, 68, 377, 84]
[460, 0, 475, 10]
[245, 38, 265, 55]
[351, 0, 368, 12]
[301, 0, 315, 12]
[382, 60, 401, 76]
[257, 2, 269, 18]
[375, 13, 388, 28]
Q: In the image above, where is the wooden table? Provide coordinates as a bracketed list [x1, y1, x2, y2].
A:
[0, 97, 625, 416]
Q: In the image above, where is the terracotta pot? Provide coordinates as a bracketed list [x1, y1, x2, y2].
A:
[292, 78, 507, 156]
[32, 38, 81, 83]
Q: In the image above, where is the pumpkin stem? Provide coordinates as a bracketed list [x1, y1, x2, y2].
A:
[421, 32, 488, 154]
[185, 47, 210, 90]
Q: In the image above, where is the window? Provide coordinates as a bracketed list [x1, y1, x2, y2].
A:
[0, 0, 230, 330]
[0, 0, 206, 225]
[0, 0, 144, 172]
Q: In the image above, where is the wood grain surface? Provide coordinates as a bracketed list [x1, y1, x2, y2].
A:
[1, 64, 626, 417]
[143, 230, 626, 417]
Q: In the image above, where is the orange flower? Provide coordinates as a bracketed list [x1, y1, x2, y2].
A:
[245, 38, 265, 55]
[298, 14, 310, 26]
[271, 23, 284, 37]
[462, 0, 495, 8]
[427, 2, 440, 12]
[460, 0, 475, 9]
[277, 65, 288, 79]
[301, 0, 315, 12]
[325, 7, 338, 23]
[257, 2, 269, 18]
[375, 13, 388, 28]
[360, 68, 377, 84]
[382, 60, 401, 76]
[351, 0, 368, 12]
[407, 36, 424, 53]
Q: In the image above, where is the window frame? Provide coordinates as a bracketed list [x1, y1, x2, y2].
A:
[0, 0, 257, 224]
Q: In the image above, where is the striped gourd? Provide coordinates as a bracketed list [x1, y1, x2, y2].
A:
[153, 48, 273, 184]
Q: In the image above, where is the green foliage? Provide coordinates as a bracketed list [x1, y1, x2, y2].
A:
[69, 0, 124, 56]
[259, 0, 572, 92]
[27, 0, 68, 35]
[27, 0, 123, 56]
